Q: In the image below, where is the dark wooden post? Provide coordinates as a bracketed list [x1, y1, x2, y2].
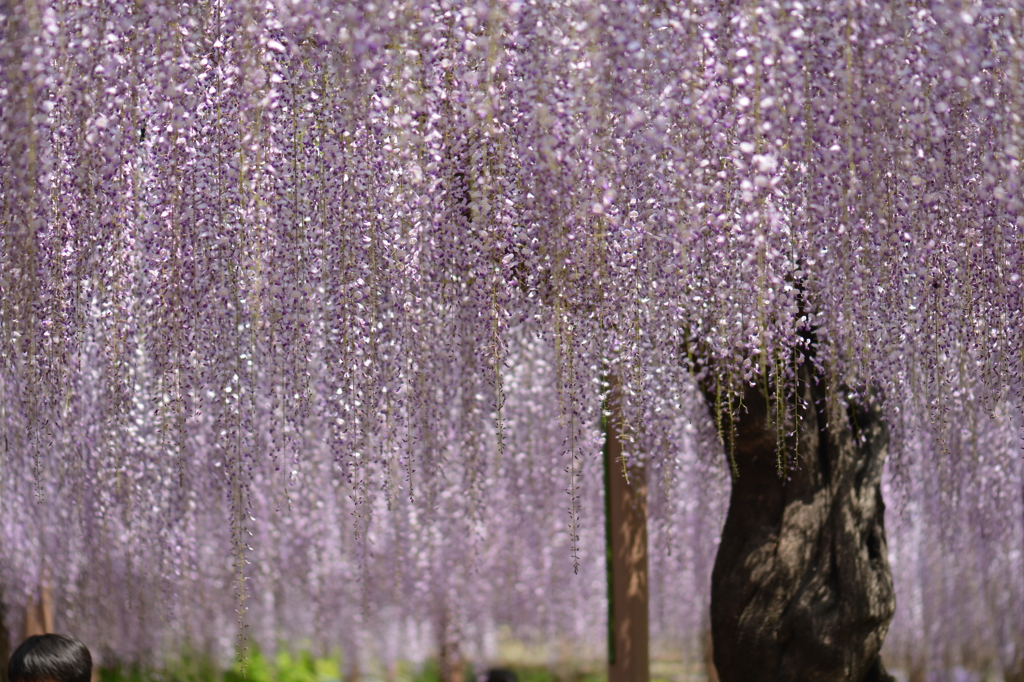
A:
[603, 378, 649, 682]
[22, 582, 53, 639]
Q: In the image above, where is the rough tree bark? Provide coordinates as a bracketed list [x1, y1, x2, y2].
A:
[708, 363, 896, 682]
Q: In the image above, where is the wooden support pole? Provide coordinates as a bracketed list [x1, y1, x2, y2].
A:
[22, 581, 53, 639]
[603, 379, 649, 682]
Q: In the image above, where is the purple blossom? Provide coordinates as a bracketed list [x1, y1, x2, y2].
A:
[0, 0, 1022, 676]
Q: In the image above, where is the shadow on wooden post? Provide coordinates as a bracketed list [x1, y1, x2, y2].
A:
[603, 376, 649, 682]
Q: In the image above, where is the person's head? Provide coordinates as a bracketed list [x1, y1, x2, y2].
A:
[7, 635, 91, 682]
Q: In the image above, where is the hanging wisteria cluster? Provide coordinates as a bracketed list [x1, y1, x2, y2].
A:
[1, 0, 1023, 675]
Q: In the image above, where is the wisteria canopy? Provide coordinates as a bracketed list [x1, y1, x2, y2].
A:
[1, 0, 1023, 676]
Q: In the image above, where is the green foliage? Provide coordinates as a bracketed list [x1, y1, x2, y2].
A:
[98, 663, 149, 682]
[98, 651, 617, 682]
[163, 650, 222, 682]
[403, 659, 479, 682]
[478, 667, 606, 682]
[406, 659, 438, 682]
[224, 651, 272, 682]
[224, 649, 342, 682]
[510, 668, 556, 682]
[99, 647, 344, 682]
[275, 650, 320, 682]
[409, 659, 439, 682]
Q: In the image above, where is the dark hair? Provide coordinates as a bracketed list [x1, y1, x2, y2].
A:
[7, 635, 92, 682]
[484, 670, 517, 682]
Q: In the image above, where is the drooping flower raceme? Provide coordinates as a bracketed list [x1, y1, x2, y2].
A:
[1, 0, 1022, 674]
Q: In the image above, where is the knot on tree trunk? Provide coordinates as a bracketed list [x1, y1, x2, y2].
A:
[708, 364, 896, 682]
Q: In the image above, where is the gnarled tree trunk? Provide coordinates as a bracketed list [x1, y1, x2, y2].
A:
[709, 365, 896, 682]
